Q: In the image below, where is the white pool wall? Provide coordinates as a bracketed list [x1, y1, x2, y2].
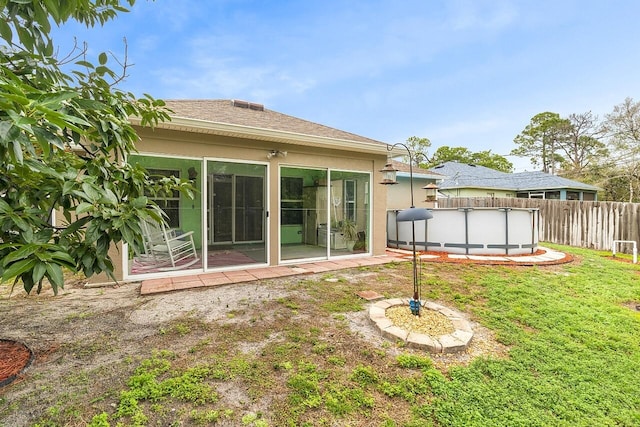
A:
[387, 207, 539, 255]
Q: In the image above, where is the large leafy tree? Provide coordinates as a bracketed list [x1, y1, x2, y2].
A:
[511, 112, 570, 174]
[0, 0, 190, 294]
[402, 136, 431, 166]
[556, 112, 607, 179]
[602, 97, 640, 201]
[426, 146, 513, 172]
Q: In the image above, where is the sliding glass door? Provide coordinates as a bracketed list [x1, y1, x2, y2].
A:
[207, 161, 267, 268]
[126, 155, 203, 277]
[280, 167, 328, 261]
[329, 171, 370, 257]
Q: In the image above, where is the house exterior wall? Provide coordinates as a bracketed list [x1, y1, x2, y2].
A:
[96, 126, 389, 283]
[387, 178, 438, 210]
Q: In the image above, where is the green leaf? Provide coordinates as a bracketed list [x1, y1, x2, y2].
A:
[0, 121, 15, 144]
[62, 180, 75, 195]
[0, 19, 12, 44]
[32, 261, 47, 284]
[8, 212, 29, 231]
[74, 98, 107, 110]
[21, 275, 35, 294]
[99, 188, 118, 206]
[43, 0, 61, 22]
[45, 263, 64, 294]
[33, 0, 51, 33]
[2, 258, 36, 283]
[132, 196, 148, 209]
[75, 60, 95, 69]
[98, 52, 108, 65]
[39, 90, 79, 107]
[61, 216, 90, 237]
[81, 182, 101, 202]
[16, 25, 34, 51]
[3, 244, 38, 264]
[51, 251, 75, 266]
[85, 221, 101, 244]
[25, 158, 64, 179]
[11, 139, 24, 164]
[76, 202, 94, 215]
[32, 127, 54, 154]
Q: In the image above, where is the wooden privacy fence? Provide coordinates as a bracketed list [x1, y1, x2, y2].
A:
[437, 197, 640, 253]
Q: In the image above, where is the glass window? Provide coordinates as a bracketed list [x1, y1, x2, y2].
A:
[546, 191, 561, 200]
[147, 168, 181, 228]
[281, 177, 303, 225]
[344, 180, 356, 221]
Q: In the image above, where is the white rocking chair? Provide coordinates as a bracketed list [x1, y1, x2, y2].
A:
[137, 219, 199, 271]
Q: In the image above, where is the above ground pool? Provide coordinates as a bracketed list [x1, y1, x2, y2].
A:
[387, 207, 539, 255]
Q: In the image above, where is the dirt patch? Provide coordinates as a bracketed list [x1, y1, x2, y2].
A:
[622, 301, 640, 311]
[604, 255, 637, 264]
[0, 262, 515, 426]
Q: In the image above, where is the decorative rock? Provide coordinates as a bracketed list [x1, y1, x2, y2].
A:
[382, 325, 409, 341]
[451, 318, 474, 332]
[386, 298, 406, 307]
[369, 305, 386, 318]
[436, 307, 458, 318]
[406, 332, 443, 353]
[438, 334, 467, 354]
[372, 318, 394, 331]
[369, 299, 474, 353]
[423, 301, 443, 311]
[451, 330, 474, 345]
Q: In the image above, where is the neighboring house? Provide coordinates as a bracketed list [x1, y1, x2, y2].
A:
[429, 161, 601, 201]
[105, 99, 393, 282]
[386, 160, 444, 210]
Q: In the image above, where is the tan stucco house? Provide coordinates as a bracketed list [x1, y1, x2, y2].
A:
[109, 99, 392, 282]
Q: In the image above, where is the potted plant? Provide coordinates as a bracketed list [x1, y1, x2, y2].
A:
[340, 219, 358, 251]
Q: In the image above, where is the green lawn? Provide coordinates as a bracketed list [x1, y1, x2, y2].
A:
[425, 245, 640, 426]
[6, 244, 640, 426]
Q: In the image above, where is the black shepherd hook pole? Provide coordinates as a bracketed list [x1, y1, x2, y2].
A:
[386, 143, 432, 315]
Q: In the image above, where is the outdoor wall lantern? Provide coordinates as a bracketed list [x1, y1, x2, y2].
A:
[267, 150, 287, 160]
[380, 143, 433, 316]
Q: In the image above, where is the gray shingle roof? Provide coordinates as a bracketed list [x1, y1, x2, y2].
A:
[506, 171, 601, 191]
[429, 161, 600, 192]
[163, 99, 386, 146]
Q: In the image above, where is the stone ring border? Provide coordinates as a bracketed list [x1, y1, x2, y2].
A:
[369, 298, 474, 353]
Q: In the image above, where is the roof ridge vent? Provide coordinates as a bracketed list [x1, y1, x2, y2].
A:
[232, 99, 264, 111]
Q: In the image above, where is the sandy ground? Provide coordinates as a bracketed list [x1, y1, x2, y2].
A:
[0, 269, 506, 426]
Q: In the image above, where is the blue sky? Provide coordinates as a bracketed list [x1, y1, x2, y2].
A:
[52, 0, 640, 171]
